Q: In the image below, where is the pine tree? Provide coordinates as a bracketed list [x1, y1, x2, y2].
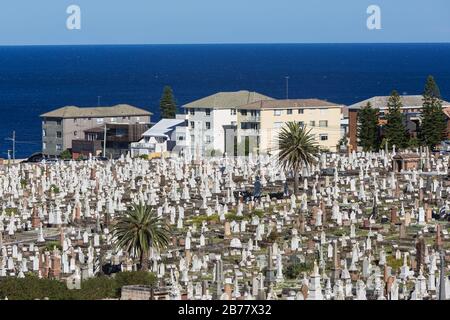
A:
[159, 86, 177, 119]
[419, 76, 446, 149]
[384, 90, 409, 150]
[357, 102, 380, 151]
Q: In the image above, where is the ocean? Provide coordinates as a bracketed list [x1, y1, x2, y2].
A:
[0, 43, 449, 158]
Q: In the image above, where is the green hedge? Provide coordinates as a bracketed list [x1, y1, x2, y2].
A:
[0, 271, 157, 300]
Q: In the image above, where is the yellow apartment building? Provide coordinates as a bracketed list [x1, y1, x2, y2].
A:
[236, 99, 343, 154]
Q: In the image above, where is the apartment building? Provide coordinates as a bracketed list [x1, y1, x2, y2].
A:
[178, 90, 273, 156]
[72, 122, 150, 159]
[346, 95, 450, 151]
[40, 104, 152, 156]
[236, 99, 343, 153]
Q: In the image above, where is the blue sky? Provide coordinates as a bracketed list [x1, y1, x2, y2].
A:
[0, 0, 449, 45]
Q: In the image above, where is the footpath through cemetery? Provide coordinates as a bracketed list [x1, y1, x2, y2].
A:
[0, 149, 449, 300]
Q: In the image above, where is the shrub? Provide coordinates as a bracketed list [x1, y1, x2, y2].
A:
[59, 149, 72, 160]
[114, 271, 157, 290]
[0, 271, 158, 300]
[72, 276, 117, 300]
[285, 262, 313, 279]
[0, 275, 71, 300]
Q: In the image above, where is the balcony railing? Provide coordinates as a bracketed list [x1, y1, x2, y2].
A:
[240, 116, 261, 122]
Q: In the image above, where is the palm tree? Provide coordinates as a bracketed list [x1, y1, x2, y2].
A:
[276, 122, 319, 195]
[112, 204, 171, 271]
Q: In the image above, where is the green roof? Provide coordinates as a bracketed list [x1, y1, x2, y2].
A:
[40, 104, 152, 118]
[183, 90, 273, 109]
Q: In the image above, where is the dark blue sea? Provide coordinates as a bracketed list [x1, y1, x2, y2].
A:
[0, 43, 449, 158]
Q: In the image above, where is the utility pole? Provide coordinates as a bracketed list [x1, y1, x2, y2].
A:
[103, 123, 107, 158]
[285, 76, 290, 99]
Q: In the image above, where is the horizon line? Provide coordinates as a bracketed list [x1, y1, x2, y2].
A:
[1, 41, 450, 47]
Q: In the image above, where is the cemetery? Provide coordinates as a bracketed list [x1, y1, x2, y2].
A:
[0, 148, 449, 300]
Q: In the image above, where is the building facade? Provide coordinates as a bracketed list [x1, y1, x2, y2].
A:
[179, 91, 273, 156]
[40, 104, 152, 156]
[347, 95, 450, 152]
[131, 118, 187, 157]
[236, 99, 343, 154]
[72, 123, 150, 159]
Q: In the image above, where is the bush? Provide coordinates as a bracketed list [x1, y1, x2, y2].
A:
[73, 276, 117, 300]
[114, 271, 157, 290]
[42, 241, 62, 252]
[59, 149, 72, 160]
[0, 275, 71, 300]
[50, 184, 60, 194]
[0, 271, 158, 300]
[285, 262, 313, 279]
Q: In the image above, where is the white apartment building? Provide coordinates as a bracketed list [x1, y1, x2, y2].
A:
[177, 90, 273, 156]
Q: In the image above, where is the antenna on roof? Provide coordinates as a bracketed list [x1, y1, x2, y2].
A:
[285, 76, 290, 99]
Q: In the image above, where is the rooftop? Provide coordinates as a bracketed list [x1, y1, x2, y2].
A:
[237, 98, 342, 110]
[40, 104, 152, 118]
[142, 118, 185, 138]
[182, 90, 273, 109]
[347, 95, 450, 110]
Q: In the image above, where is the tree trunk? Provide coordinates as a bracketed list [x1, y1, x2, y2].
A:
[294, 170, 299, 196]
[140, 251, 149, 271]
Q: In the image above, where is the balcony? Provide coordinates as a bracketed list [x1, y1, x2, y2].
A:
[240, 116, 261, 123]
[239, 128, 260, 136]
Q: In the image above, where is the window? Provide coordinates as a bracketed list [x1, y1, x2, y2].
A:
[74, 131, 78, 137]
[178, 136, 185, 141]
[110, 117, 116, 122]
[231, 109, 236, 115]
[136, 117, 140, 122]
[96, 118, 104, 124]
[56, 120, 62, 126]
[205, 109, 211, 116]
[190, 121, 195, 129]
[73, 118, 77, 123]
[56, 144, 62, 151]
[189, 109, 195, 115]
[319, 120, 328, 127]
[298, 109, 304, 114]
[88, 117, 91, 121]
[206, 136, 212, 144]
[241, 110, 248, 116]
[287, 109, 293, 115]
[298, 121, 304, 127]
[206, 122, 211, 130]
[310, 120, 315, 127]
[42, 142, 47, 150]
[57, 131, 62, 138]
[42, 120, 47, 125]
[274, 110, 282, 116]
[320, 134, 328, 141]
[42, 129, 46, 137]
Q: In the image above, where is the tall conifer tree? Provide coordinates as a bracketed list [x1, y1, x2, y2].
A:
[384, 90, 409, 150]
[420, 76, 446, 149]
[357, 102, 380, 151]
[159, 86, 177, 119]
